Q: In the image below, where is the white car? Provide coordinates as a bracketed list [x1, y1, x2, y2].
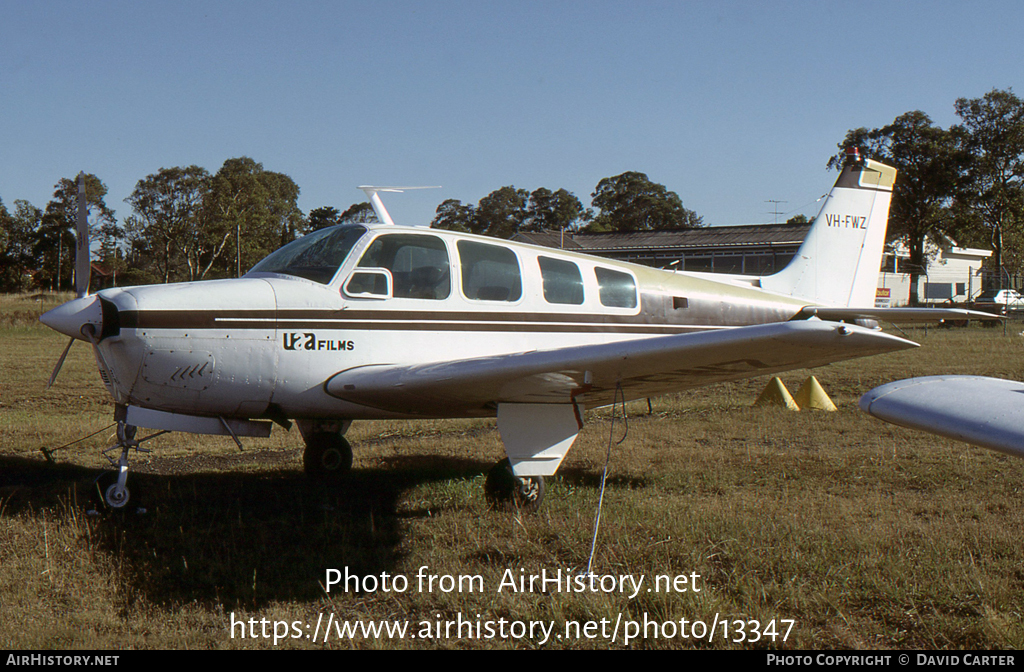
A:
[974, 289, 1024, 315]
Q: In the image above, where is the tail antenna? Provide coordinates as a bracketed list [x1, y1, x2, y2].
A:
[358, 186, 441, 226]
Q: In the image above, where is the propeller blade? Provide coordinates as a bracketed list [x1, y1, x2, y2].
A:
[75, 172, 90, 298]
[47, 337, 76, 389]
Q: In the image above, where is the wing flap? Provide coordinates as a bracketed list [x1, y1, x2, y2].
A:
[860, 375, 1024, 458]
[326, 321, 916, 417]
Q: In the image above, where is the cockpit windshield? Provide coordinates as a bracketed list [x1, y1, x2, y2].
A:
[248, 225, 368, 284]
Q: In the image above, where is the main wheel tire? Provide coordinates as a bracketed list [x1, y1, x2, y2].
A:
[303, 433, 353, 478]
[485, 458, 545, 513]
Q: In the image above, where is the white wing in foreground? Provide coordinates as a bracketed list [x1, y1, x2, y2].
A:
[326, 321, 917, 417]
[860, 375, 1024, 458]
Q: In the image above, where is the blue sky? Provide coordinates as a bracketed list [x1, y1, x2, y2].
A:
[2, 1, 1021, 230]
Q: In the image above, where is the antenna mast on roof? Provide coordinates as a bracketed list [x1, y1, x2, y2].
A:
[765, 199, 788, 225]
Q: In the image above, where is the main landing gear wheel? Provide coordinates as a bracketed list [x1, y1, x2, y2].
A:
[485, 458, 545, 513]
[303, 433, 353, 478]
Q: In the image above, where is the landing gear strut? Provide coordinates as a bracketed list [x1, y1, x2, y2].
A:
[485, 458, 545, 513]
[93, 420, 163, 511]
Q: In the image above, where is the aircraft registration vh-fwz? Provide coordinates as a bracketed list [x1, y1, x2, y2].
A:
[40, 149, 994, 512]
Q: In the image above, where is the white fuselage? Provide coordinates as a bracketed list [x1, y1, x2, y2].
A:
[81, 224, 808, 422]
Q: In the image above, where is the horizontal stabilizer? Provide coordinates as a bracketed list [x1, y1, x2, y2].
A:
[795, 306, 1001, 323]
[860, 376, 1024, 458]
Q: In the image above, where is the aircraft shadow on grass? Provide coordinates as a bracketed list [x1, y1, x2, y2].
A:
[0, 452, 648, 609]
[1, 453, 477, 607]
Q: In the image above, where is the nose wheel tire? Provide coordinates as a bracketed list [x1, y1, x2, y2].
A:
[303, 433, 353, 478]
[94, 471, 131, 510]
[485, 458, 545, 513]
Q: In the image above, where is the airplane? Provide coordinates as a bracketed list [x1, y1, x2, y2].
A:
[860, 376, 1024, 459]
[40, 149, 997, 512]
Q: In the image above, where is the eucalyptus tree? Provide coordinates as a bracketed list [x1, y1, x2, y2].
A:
[473, 186, 530, 238]
[952, 88, 1024, 274]
[205, 157, 304, 277]
[2, 200, 43, 291]
[33, 174, 117, 291]
[432, 187, 588, 238]
[523, 187, 589, 233]
[338, 202, 377, 225]
[124, 165, 211, 283]
[587, 172, 702, 232]
[430, 199, 476, 233]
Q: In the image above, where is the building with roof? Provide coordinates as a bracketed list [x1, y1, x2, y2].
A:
[515, 224, 992, 307]
[514, 222, 811, 276]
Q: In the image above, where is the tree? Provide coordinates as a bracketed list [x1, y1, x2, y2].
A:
[205, 158, 304, 277]
[474, 186, 529, 238]
[431, 186, 591, 238]
[124, 165, 212, 283]
[829, 111, 963, 303]
[524, 188, 590, 232]
[952, 88, 1024, 276]
[431, 199, 476, 233]
[0, 198, 34, 291]
[308, 203, 377, 231]
[33, 174, 117, 291]
[339, 202, 378, 225]
[308, 206, 342, 231]
[587, 172, 702, 232]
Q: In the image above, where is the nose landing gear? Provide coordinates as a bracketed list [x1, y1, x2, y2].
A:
[92, 420, 166, 512]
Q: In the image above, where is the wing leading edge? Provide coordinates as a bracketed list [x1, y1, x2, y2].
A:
[326, 321, 917, 417]
[860, 375, 1024, 458]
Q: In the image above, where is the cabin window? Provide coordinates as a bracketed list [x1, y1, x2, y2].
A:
[595, 267, 637, 308]
[355, 234, 450, 300]
[248, 225, 367, 284]
[458, 241, 522, 302]
[538, 256, 584, 305]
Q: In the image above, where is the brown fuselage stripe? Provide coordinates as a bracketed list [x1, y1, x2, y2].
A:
[121, 313, 720, 336]
[119, 298, 800, 333]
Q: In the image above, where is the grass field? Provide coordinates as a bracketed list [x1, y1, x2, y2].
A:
[1, 292, 1023, 649]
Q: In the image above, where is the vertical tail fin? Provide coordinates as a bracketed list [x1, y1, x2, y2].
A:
[761, 151, 896, 308]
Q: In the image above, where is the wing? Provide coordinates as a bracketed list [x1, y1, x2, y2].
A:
[860, 375, 1024, 458]
[326, 320, 917, 417]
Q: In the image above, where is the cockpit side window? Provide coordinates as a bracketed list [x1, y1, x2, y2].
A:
[457, 241, 522, 302]
[248, 225, 367, 284]
[356, 234, 451, 300]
